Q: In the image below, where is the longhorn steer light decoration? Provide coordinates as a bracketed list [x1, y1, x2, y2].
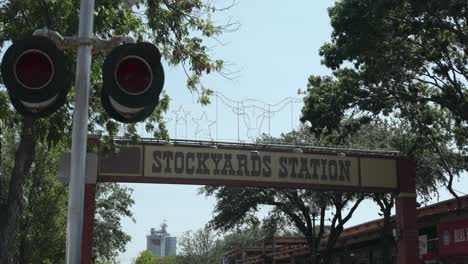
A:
[1, 35, 164, 123]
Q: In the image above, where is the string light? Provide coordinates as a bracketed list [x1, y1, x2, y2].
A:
[192, 111, 216, 140]
[154, 91, 303, 142]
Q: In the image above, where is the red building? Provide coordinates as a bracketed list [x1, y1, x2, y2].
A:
[224, 195, 468, 264]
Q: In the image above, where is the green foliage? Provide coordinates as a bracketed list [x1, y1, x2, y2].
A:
[177, 226, 224, 264]
[222, 225, 267, 252]
[133, 251, 178, 264]
[153, 256, 178, 264]
[134, 250, 156, 264]
[1, 124, 136, 261]
[16, 142, 68, 264]
[0, 121, 17, 205]
[94, 183, 135, 262]
[301, 0, 467, 197]
[337, 120, 458, 201]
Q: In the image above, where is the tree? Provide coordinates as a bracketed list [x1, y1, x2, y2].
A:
[153, 256, 178, 264]
[94, 183, 135, 262]
[0, 123, 136, 262]
[133, 251, 178, 264]
[202, 127, 367, 264]
[177, 225, 224, 264]
[0, 119, 64, 263]
[340, 120, 454, 264]
[221, 224, 267, 252]
[203, 182, 364, 264]
[0, 0, 236, 262]
[301, 0, 467, 198]
[134, 250, 156, 264]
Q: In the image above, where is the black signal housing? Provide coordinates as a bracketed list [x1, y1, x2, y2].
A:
[0, 36, 71, 117]
[101, 42, 164, 123]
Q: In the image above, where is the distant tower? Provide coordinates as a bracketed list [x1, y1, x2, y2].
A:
[146, 221, 177, 257]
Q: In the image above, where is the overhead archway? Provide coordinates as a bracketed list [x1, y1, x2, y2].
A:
[73, 139, 418, 264]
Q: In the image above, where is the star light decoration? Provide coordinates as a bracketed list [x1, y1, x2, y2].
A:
[172, 106, 190, 125]
[170, 106, 191, 139]
[192, 111, 216, 140]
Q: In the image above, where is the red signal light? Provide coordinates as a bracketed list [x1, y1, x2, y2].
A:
[1, 36, 71, 117]
[115, 56, 152, 95]
[14, 50, 54, 89]
[101, 42, 164, 123]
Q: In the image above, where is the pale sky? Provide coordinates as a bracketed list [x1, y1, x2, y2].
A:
[117, 1, 468, 263]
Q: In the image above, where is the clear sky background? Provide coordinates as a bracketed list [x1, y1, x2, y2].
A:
[117, 1, 468, 263]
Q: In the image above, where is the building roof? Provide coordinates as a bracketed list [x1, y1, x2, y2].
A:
[339, 194, 468, 240]
[226, 195, 468, 263]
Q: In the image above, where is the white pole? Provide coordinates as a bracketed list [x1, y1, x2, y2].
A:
[65, 0, 95, 263]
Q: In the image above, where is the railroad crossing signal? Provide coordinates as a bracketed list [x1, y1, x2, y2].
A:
[1, 36, 164, 123]
[101, 42, 164, 123]
[1, 36, 71, 118]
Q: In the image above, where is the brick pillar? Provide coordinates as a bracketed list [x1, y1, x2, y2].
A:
[396, 159, 419, 264]
[81, 184, 97, 264]
[272, 240, 276, 264]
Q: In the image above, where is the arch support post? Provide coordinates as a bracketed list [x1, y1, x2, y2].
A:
[396, 159, 419, 264]
[80, 183, 96, 264]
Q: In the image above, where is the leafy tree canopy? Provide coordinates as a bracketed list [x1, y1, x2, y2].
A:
[0, 125, 136, 263]
[320, 0, 467, 130]
[177, 225, 224, 264]
[301, 0, 467, 196]
[221, 224, 270, 251]
[94, 183, 135, 262]
[134, 250, 156, 264]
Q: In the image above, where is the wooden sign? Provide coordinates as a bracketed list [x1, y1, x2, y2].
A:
[98, 142, 399, 192]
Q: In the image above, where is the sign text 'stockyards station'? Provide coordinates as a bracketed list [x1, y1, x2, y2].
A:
[150, 149, 352, 181]
[98, 141, 399, 192]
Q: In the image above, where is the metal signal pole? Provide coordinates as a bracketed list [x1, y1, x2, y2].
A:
[66, 0, 95, 263]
